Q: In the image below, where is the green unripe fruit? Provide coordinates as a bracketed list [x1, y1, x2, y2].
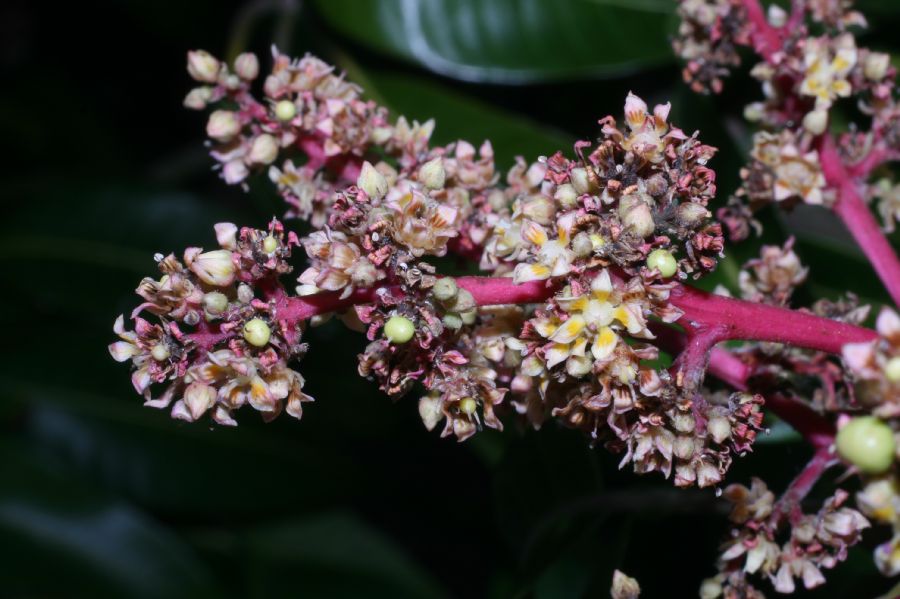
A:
[384, 315, 415, 344]
[274, 100, 296, 121]
[458, 397, 477, 415]
[262, 235, 278, 253]
[203, 291, 228, 315]
[646, 249, 677, 278]
[836, 416, 896, 474]
[460, 309, 477, 325]
[242, 318, 272, 347]
[885, 356, 900, 383]
[442, 313, 463, 330]
[432, 278, 459, 302]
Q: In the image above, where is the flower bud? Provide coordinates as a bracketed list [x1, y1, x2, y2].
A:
[802, 109, 829, 135]
[460, 309, 477, 325]
[837, 416, 896, 474]
[274, 100, 297, 122]
[183, 381, 216, 420]
[566, 355, 593, 378]
[674, 436, 696, 460]
[646, 249, 677, 278]
[743, 102, 765, 122]
[214, 222, 238, 250]
[699, 578, 722, 599]
[222, 160, 249, 185]
[242, 318, 272, 347]
[442, 313, 463, 330]
[357, 161, 388, 200]
[223, 74, 241, 91]
[571, 232, 593, 258]
[447, 288, 476, 313]
[237, 283, 254, 303]
[487, 189, 508, 211]
[458, 397, 477, 416]
[672, 412, 695, 433]
[418, 393, 444, 430]
[418, 157, 446, 190]
[645, 173, 669, 197]
[708, 416, 733, 444]
[432, 278, 458, 302]
[522, 196, 556, 224]
[885, 356, 900, 382]
[865, 52, 891, 81]
[189, 249, 236, 286]
[248, 134, 279, 165]
[203, 291, 228, 315]
[767, 4, 787, 27]
[187, 50, 220, 83]
[151, 343, 170, 362]
[676, 202, 710, 227]
[610, 570, 641, 599]
[384, 315, 415, 344]
[206, 110, 241, 142]
[570, 167, 596, 195]
[183, 86, 213, 110]
[554, 183, 578, 208]
[696, 462, 722, 487]
[619, 193, 655, 238]
[234, 52, 259, 81]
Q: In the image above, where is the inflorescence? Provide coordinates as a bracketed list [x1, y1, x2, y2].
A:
[110, 3, 900, 591]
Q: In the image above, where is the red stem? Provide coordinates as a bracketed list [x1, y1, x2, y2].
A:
[769, 446, 834, 526]
[819, 135, 900, 307]
[273, 276, 559, 324]
[847, 146, 900, 179]
[669, 284, 876, 352]
[270, 276, 876, 354]
[193, 273, 852, 447]
[658, 325, 837, 448]
[740, 0, 782, 63]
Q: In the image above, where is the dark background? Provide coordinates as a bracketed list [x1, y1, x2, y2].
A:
[3, 0, 900, 597]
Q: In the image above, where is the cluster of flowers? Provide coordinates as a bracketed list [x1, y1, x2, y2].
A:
[676, 0, 900, 240]
[704, 478, 869, 597]
[109, 23, 900, 595]
[672, 0, 900, 594]
[113, 46, 778, 492]
[110, 219, 313, 425]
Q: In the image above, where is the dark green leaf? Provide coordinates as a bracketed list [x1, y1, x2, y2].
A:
[0, 440, 220, 598]
[314, 0, 676, 84]
[191, 512, 449, 598]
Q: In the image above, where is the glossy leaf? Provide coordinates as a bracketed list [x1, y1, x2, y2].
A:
[314, 0, 676, 84]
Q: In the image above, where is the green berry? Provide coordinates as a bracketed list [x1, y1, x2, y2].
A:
[442, 313, 463, 330]
[384, 315, 415, 344]
[458, 397, 477, 415]
[203, 291, 228, 315]
[885, 356, 900, 383]
[646, 249, 677, 278]
[836, 416, 896, 474]
[262, 235, 278, 254]
[243, 318, 272, 347]
[274, 100, 296, 121]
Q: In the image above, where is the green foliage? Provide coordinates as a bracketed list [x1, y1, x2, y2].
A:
[6, 0, 900, 596]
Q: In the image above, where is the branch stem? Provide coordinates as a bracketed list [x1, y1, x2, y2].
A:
[819, 135, 900, 306]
